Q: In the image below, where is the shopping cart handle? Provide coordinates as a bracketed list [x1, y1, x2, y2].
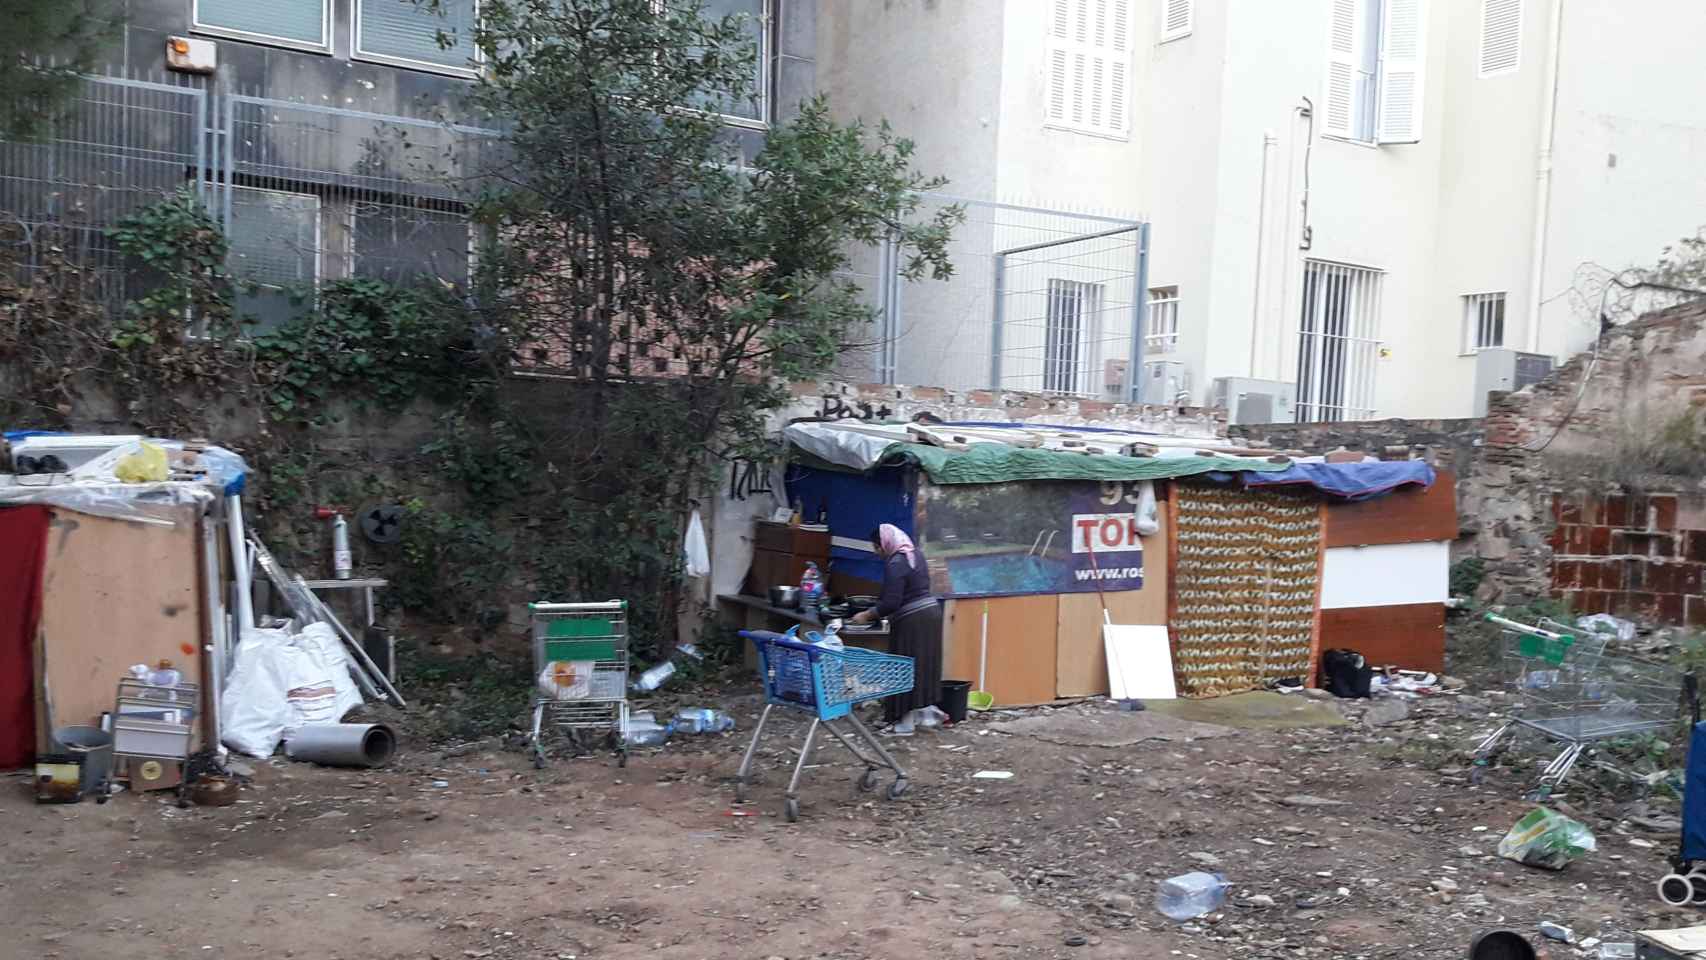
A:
[738, 629, 826, 656]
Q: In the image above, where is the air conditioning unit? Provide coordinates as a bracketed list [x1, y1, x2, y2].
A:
[1138, 360, 1189, 406]
[1104, 358, 1129, 399]
[1474, 348, 1555, 415]
[1211, 377, 1297, 425]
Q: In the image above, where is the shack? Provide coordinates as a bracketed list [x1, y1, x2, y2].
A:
[718, 420, 1454, 705]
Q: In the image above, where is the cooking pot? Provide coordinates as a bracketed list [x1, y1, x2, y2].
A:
[769, 585, 801, 609]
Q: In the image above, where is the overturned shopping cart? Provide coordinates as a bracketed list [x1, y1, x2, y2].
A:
[735, 630, 913, 822]
[1472, 612, 1684, 800]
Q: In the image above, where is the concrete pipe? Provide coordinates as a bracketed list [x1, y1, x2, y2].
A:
[1658, 873, 1693, 907]
[285, 723, 397, 768]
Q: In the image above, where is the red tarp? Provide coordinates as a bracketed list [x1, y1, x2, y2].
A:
[0, 506, 50, 767]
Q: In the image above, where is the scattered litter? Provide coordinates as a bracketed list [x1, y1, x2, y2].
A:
[1279, 794, 1348, 808]
[1537, 921, 1573, 942]
[1063, 934, 1088, 947]
[1598, 943, 1634, 959]
[972, 770, 1013, 780]
[1576, 613, 1636, 643]
[1499, 808, 1597, 871]
[1252, 837, 1276, 846]
[431, 780, 450, 789]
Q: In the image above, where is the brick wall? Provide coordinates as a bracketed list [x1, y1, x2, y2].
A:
[1548, 491, 1706, 624]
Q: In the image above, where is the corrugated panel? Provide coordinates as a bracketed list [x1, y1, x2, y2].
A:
[1479, 0, 1522, 76]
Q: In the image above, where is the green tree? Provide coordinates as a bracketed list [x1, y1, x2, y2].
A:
[435, 0, 961, 647]
[0, 0, 123, 140]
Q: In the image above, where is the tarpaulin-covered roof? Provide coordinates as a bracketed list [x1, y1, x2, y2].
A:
[784, 421, 1291, 485]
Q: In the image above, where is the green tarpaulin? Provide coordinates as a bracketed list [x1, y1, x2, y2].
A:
[879, 442, 1291, 485]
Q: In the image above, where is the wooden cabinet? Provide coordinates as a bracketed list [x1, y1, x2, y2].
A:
[743, 521, 830, 595]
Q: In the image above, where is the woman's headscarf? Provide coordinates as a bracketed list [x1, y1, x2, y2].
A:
[877, 523, 918, 570]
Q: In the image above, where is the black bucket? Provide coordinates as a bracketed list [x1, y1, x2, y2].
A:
[939, 680, 972, 723]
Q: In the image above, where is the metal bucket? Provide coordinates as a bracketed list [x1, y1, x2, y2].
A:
[51, 725, 113, 796]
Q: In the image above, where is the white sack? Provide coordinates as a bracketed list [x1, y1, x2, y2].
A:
[219, 628, 295, 758]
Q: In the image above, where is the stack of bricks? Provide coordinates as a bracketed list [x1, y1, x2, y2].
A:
[1549, 491, 1706, 625]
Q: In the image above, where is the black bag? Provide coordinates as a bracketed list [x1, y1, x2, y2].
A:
[1321, 648, 1373, 699]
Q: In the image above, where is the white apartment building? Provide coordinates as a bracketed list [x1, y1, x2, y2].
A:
[817, 0, 1706, 421]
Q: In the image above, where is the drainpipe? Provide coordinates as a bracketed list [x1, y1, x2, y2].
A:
[1249, 131, 1277, 377]
[1525, 0, 1565, 354]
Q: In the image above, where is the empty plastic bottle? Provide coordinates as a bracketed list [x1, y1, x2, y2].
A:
[1155, 872, 1229, 921]
[624, 719, 673, 747]
[673, 709, 735, 734]
[633, 661, 676, 692]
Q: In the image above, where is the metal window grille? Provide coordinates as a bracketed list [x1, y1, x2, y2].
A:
[1295, 259, 1383, 422]
[1145, 285, 1178, 354]
[1463, 291, 1506, 351]
[1042, 279, 1102, 394]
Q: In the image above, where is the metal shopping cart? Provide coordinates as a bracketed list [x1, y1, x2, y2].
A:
[1472, 612, 1684, 800]
[735, 630, 914, 822]
[528, 600, 630, 769]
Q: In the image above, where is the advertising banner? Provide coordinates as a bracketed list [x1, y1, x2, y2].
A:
[919, 480, 1149, 597]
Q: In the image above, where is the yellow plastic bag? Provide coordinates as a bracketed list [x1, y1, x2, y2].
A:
[114, 441, 169, 483]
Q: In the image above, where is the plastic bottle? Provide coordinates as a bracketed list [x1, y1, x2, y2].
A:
[1155, 872, 1229, 921]
[147, 660, 182, 688]
[673, 709, 735, 734]
[624, 719, 673, 747]
[633, 661, 676, 692]
[799, 562, 825, 614]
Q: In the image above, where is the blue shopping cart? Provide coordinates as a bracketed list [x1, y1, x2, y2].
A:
[735, 629, 915, 822]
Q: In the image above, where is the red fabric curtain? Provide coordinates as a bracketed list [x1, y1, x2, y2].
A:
[0, 506, 50, 768]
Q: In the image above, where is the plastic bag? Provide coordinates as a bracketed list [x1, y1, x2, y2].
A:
[683, 509, 710, 579]
[1498, 807, 1597, 870]
[297, 622, 363, 719]
[1577, 613, 1636, 643]
[537, 660, 595, 700]
[113, 441, 169, 483]
[279, 640, 338, 736]
[220, 628, 296, 758]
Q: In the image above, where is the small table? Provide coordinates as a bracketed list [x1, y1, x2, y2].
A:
[303, 578, 392, 683]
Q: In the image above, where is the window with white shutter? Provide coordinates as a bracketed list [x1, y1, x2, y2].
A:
[1044, 0, 1132, 139]
[356, 0, 479, 74]
[194, 0, 330, 51]
[1376, 0, 1424, 143]
[1478, 0, 1521, 77]
[1322, 0, 1426, 144]
[1160, 0, 1192, 42]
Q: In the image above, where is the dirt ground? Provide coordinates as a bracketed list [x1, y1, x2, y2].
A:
[3, 680, 1696, 960]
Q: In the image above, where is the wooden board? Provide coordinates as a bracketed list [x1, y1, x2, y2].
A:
[1323, 469, 1457, 547]
[1103, 625, 1176, 700]
[1320, 541, 1449, 609]
[1316, 602, 1446, 674]
[36, 508, 204, 754]
[944, 594, 1059, 707]
[1055, 514, 1171, 697]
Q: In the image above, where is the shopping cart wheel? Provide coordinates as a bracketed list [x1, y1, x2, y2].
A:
[1660, 873, 1694, 906]
[617, 749, 628, 769]
[858, 769, 880, 793]
[887, 778, 910, 800]
[784, 797, 799, 823]
[735, 780, 748, 803]
[532, 751, 546, 770]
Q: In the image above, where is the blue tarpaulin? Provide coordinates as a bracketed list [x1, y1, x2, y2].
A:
[783, 464, 914, 586]
[1684, 721, 1706, 861]
[1207, 459, 1435, 501]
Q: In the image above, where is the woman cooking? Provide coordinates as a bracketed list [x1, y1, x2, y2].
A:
[849, 523, 942, 725]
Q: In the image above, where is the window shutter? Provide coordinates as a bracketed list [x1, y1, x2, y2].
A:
[358, 0, 476, 69]
[1044, 0, 1130, 137]
[1161, 0, 1192, 41]
[1322, 0, 1359, 139]
[1478, 0, 1521, 76]
[1377, 0, 1425, 143]
[197, 0, 327, 46]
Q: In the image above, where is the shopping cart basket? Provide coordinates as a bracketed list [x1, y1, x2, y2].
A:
[734, 630, 914, 822]
[1472, 612, 1684, 800]
[528, 600, 630, 769]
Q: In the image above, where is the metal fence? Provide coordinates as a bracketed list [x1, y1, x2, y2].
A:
[1, 70, 499, 331]
[4, 73, 1148, 402]
[836, 195, 1147, 401]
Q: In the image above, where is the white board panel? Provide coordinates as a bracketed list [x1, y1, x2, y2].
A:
[1103, 624, 1177, 701]
[1321, 540, 1449, 610]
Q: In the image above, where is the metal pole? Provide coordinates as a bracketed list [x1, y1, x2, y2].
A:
[990, 253, 1006, 390]
[1127, 221, 1151, 405]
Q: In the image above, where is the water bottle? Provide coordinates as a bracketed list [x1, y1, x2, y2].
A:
[673, 709, 735, 734]
[624, 719, 673, 747]
[1155, 872, 1229, 921]
[633, 661, 676, 692]
[800, 562, 825, 615]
